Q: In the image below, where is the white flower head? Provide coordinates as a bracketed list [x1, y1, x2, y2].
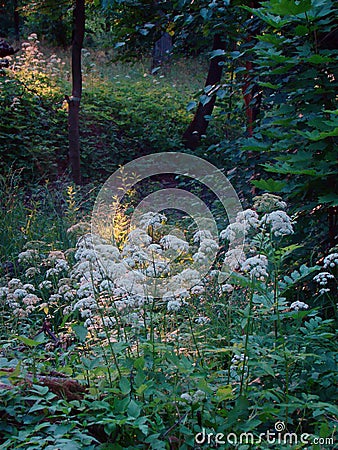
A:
[261, 210, 294, 237]
[160, 235, 189, 254]
[180, 393, 193, 404]
[236, 209, 260, 230]
[323, 253, 338, 269]
[313, 272, 334, 286]
[223, 248, 246, 271]
[253, 193, 287, 213]
[241, 255, 269, 280]
[199, 238, 219, 256]
[139, 212, 166, 230]
[220, 222, 246, 242]
[193, 229, 213, 244]
[167, 299, 182, 311]
[221, 283, 234, 293]
[290, 300, 309, 311]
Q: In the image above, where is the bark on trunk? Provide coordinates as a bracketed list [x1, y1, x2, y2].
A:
[68, 0, 85, 185]
[13, 0, 20, 41]
[182, 34, 227, 150]
[151, 32, 172, 72]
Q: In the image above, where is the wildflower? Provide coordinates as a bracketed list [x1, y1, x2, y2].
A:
[50, 294, 62, 302]
[241, 255, 269, 280]
[23, 284, 35, 292]
[13, 288, 28, 299]
[22, 294, 40, 306]
[8, 279, 23, 290]
[0, 287, 9, 299]
[139, 212, 166, 230]
[231, 354, 245, 364]
[313, 272, 334, 286]
[147, 243, 163, 255]
[223, 248, 246, 271]
[221, 283, 234, 293]
[253, 193, 287, 213]
[193, 390, 206, 403]
[127, 228, 152, 246]
[319, 288, 330, 295]
[290, 301, 309, 311]
[39, 280, 53, 290]
[160, 235, 189, 253]
[261, 211, 294, 237]
[193, 252, 209, 265]
[220, 222, 246, 242]
[25, 267, 41, 278]
[195, 316, 210, 325]
[167, 299, 182, 311]
[18, 249, 39, 264]
[236, 209, 260, 229]
[323, 253, 338, 269]
[48, 251, 66, 260]
[193, 229, 213, 244]
[190, 285, 205, 295]
[199, 238, 219, 256]
[63, 305, 72, 315]
[180, 393, 193, 404]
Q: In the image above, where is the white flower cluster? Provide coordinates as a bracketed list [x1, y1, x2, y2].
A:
[139, 212, 166, 231]
[261, 210, 294, 237]
[179, 389, 206, 405]
[160, 234, 189, 253]
[220, 195, 293, 282]
[313, 272, 334, 286]
[290, 301, 309, 311]
[253, 194, 287, 213]
[313, 252, 337, 295]
[46, 259, 69, 278]
[18, 249, 40, 264]
[323, 253, 338, 269]
[241, 255, 269, 281]
[0, 278, 42, 317]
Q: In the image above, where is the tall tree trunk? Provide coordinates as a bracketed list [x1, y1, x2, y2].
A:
[182, 34, 227, 150]
[67, 0, 85, 185]
[151, 32, 172, 72]
[13, 0, 20, 41]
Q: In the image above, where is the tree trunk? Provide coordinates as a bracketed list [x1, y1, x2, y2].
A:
[182, 34, 227, 150]
[151, 32, 172, 72]
[13, 0, 20, 41]
[68, 0, 85, 185]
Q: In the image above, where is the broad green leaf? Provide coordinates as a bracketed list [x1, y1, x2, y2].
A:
[318, 194, 338, 207]
[251, 178, 287, 192]
[127, 399, 141, 418]
[216, 385, 234, 401]
[16, 335, 43, 347]
[119, 377, 131, 395]
[72, 325, 88, 342]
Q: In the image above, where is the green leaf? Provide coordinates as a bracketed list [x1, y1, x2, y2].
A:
[72, 325, 88, 342]
[269, 0, 312, 16]
[318, 194, 338, 207]
[16, 335, 43, 347]
[210, 49, 226, 58]
[186, 101, 196, 111]
[251, 178, 287, 192]
[216, 385, 234, 401]
[127, 399, 141, 418]
[119, 377, 131, 395]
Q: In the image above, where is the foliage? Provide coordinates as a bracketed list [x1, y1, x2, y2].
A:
[239, 0, 338, 247]
[0, 193, 337, 448]
[1, 38, 208, 184]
